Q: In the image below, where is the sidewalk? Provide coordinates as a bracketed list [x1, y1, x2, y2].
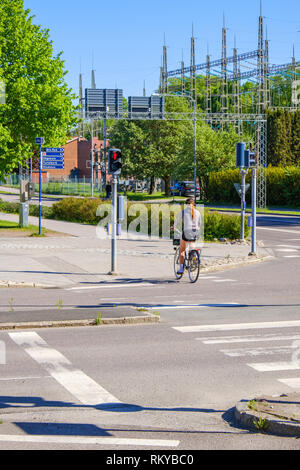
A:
[0, 211, 274, 288]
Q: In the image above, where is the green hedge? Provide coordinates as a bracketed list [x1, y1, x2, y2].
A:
[0, 197, 249, 240]
[207, 166, 300, 207]
[50, 198, 249, 240]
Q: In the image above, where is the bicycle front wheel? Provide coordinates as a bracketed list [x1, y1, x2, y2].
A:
[188, 250, 200, 283]
[174, 247, 183, 280]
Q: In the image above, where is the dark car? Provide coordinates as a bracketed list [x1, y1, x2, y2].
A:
[171, 181, 200, 198]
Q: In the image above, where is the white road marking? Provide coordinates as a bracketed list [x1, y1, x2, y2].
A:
[276, 244, 300, 248]
[220, 345, 295, 357]
[9, 332, 121, 406]
[66, 283, 156, 291]
[149, 305, 205, 310]
[0, 376, 50, 381]
[213, 279, 236, 283]
[0, 435, 180, 447]
[173, 320, 300, 333]
[198, 334, 300, 344]
[276, 248, 298, 252]
[247, 361, 300, 372]
[256, 227, 300, 234]
[151, 302, 239, 310]
[199, 276, 219, 279]
[283, 255, 300, 258]
[278, 378, 300, 389]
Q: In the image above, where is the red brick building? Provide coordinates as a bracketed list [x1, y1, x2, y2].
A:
[32, 137, 108, 183]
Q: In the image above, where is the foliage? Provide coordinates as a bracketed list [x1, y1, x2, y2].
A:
[109, 96, 191, 194]
[267, 109, 300, 166]
[0, 0, 78, 177]
[207, 166, 300, 206]
[175, 122, 249, 197]
[204, 209, 249, 240]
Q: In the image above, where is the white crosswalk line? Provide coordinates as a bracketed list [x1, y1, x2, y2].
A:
[220, 345, 296, 357]
[276, 244, 300, 249]
[0, 434, 180, 447]
[278, 378, 300, 389]
[174, 320, 300, 390]
[247, 361, 300, 372]
[199, 334, 300, 344]
[9, 332, 121, 406]
[276, 248, 298, 252]
[173, 320, 300, 333]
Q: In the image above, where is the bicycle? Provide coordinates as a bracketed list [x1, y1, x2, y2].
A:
[173, 238, 201, 283]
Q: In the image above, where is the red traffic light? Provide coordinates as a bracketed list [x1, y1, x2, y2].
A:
[108, 148, 122, 175]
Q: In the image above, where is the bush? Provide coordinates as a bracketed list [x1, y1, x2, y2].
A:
[0, 197, 249, 240]
[207, 166, 300, 207]
[51, 197, 100, 224]
[204, 209, 249, 240]
[50, 198, 248, 240]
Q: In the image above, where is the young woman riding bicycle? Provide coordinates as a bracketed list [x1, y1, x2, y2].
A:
[173, 197, 202, 275]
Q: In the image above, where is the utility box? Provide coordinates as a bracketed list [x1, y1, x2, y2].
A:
[27, 182, 35, 199]
[19, 202, 29, 228]
[20, 179, 28, 202]
[117, 195, 126, 222]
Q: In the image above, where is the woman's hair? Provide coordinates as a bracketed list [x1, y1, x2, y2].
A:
[185, 197, 195, 219]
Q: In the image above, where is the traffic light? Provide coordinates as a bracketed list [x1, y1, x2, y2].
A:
[108, 148, 122, 175]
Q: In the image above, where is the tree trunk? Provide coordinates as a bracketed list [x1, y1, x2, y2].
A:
[149, 176, 155, 194]
[163, 176, 171, 196]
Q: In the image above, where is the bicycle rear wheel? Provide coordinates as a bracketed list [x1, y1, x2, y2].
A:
[188, 250, 200, 283]
[174, 247, 183, 279]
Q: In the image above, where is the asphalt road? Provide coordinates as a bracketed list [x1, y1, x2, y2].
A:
[0, 214, 299, 450]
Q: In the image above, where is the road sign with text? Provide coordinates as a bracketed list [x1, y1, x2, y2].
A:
[42, 148, 64, 169]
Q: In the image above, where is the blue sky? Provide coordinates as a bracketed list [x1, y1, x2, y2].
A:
[23, 0, 300, 101]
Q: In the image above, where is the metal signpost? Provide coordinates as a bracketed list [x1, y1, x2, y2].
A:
[35, 137, 45, 235]
[37, 144, 65, 235]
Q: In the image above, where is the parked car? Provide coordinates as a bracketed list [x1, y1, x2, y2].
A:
[171, 181, 200, 198]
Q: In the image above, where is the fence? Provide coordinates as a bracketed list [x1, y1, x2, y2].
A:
[0, 175, 164, 197]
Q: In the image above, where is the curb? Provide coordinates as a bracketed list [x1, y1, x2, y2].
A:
[234, 400, 300, 437]
[0, 313, 160, 330]
[0, 281, 56, 289]
[201, 254, 274, 273]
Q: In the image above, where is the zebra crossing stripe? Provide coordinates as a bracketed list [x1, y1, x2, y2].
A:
[173, 320, 300, 333]
[247, 361, 300, 372]
[278, 378, 300, 389]
[9, 332, 121, 406]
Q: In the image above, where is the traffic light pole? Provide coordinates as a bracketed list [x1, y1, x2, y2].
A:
[90, 119, 94, 198]
[110, 176, 118, 275]
[250, 167, 257, 254]
[239, 168, 247, 240]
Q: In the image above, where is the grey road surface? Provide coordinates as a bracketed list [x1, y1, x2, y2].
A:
[0, 213, 299, 450]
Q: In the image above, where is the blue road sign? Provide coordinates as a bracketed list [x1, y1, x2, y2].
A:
[43, 164, 64, 169]
[42, 147, 65, 169]
[35, 137, 45, 144]
[42, 156, 64, 162]
[42, 148, 64, 152]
